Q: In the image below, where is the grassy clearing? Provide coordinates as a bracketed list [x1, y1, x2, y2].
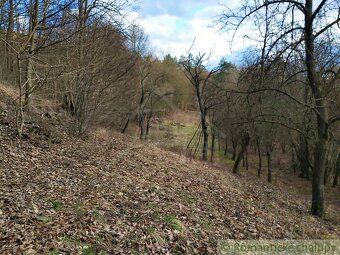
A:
[149, 112, 238, 165]
[149, 112, 199, 152]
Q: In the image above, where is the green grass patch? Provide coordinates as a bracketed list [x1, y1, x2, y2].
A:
[164, 215, 186, 233]
[51, 200, 62, 210]
[62, 235, 86, 247]
[36, 215, 52, 224]
[74, 202, 86, 216]
[62, 235, 81, 245]
[145, 227, 167, 246]
[179, 192, 196, 206]
[82, 246, 97, 255]
[205, 201, 219, 215]
[49, 249, 61, 255]
[92, 208, 105, 223]
[152, 122, 198, 151]
[150, 230, 166, 246]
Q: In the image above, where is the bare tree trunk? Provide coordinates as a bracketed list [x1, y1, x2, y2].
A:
[231, 131, 237, 160]
[267, 150, 272, 183]
[25, 0, 39, 109]
[5, 0, 14, 77]
[312, 134, 327, 216]
[324, 162, 329, 186]
[233, 132, 250, 174]
[196, 82, 208, 161]
[139, 112, 145, 139]
[224, 135, 228, 156]
[245, 147, 249, 170]
[75, 89, 86, 135]
[291, 145, 297, 174]
[333, 154, 340, 188]
[305, 0, 327, 217]
[145, 110, 153, 139]
[16, 54, 24, 138]
[137, 64, 148, 140]
[324, 147, 338, 186]
[210, 130, 215, 162]
[256, 136, 262, 177]
[121, 113, 130, 134]
[201, 119, 208, 161]
[180, 53, 218, 161]
[74, 0, 90, 136]
[232, 146, 237, 160]
[40, 0, 50, 37]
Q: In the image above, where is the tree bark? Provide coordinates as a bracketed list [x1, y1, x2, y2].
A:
[233, 132, 250, 174]
[25, 0, 39, 109]
[224, 135, 228, 156]
[74, 0, 88, 136]
[139, 113, 145, 139]
[145, 110, 153, 139]
[333, 154, 340, 188]
[267, 150, 272, 183]
[210, 130, 215, 162]
[311, 135, 327, 216]
[121, 113, 130, 134]
[305, 0, 328, 217]
[201, 119, 209, 161]
[16, 54, 24, 138]
[245, 148, 249, 170]
[256, 136, 262, 177]
[196, 82, 208, 161]
[5, 0, 14, 76]
[231, 131, 237, 161]
[138, 70, 146, 139]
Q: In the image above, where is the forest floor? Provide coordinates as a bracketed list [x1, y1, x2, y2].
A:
[142, 111, 340, 209]
[0, 87, 340, 254]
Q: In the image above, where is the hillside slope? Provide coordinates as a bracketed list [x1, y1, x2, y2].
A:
[0, 90, 339, 254]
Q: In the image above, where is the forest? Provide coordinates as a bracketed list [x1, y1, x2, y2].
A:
[0, 0, 339, 254]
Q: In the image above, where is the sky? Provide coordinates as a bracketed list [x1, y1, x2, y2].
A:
[125, 0, 340, 67]
[130, 0, 252, 65]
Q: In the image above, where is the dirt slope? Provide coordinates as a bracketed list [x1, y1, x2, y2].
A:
[0, 92, 339, 254]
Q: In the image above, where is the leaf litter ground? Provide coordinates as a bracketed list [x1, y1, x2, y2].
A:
[0, 114, 339, 254]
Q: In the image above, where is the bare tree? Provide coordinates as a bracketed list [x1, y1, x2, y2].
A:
[333, 152, 340, 188]
[218, 0, 340, 216]
[179, 53, 220, 161]
[232, 130, 250, 173]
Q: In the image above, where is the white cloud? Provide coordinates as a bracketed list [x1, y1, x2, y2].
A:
[131, 0, 256, 66]
[129, 0, 340, 67]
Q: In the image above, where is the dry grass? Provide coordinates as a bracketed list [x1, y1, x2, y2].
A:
[0, 83, 17, 99]
[165, 111, 199, 124]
